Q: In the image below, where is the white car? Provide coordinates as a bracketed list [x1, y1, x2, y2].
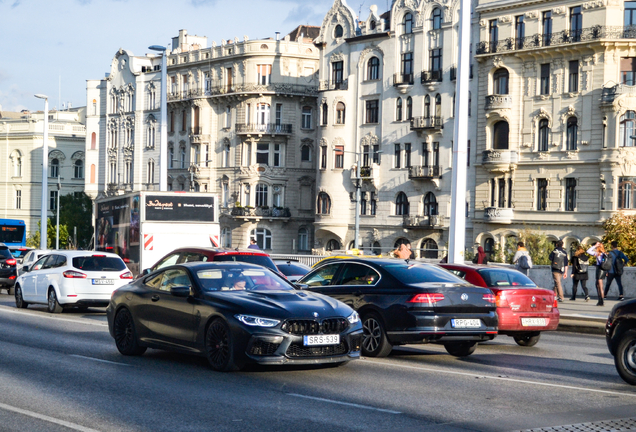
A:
[14, 251, 133, 313]
[17, 249, 51, 277]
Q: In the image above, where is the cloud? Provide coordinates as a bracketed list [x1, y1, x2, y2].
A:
[11, 0, 21, 7]
[284, 3, 327, 26]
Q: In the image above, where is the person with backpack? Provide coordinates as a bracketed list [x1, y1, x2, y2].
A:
[569, 246, 590, 301]
[587, 242, 609, 306]
[549, 240, 568, 302]
[605, 241, 628, 301]
[513, 241, 532, 276]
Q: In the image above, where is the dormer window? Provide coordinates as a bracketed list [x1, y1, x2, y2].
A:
[334, 25, 344, 38]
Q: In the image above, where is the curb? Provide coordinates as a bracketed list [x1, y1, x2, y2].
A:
[557, 315, 606, 335]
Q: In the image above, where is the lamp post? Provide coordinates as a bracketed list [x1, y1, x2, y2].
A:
[34, 94, 48, 250]
[149, 45, 168, 191]
[56, 175, 61, 249]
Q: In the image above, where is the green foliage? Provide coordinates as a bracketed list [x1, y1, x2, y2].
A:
[26, 219, 70, 249]
[464, 248, 475, 262]
[517, 228, 553, 266]
[602, 212, 636, 266]
[59, 192, 93, 249]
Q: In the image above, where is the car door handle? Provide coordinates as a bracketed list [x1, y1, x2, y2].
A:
[151, 295, 160, 302]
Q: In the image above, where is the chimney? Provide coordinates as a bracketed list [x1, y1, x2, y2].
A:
[275, 32, 280, 41]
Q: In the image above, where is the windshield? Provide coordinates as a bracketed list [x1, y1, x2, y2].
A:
[384, 263, 467, 285]
[72, 256, 127, 272]
[10, 248, 31, 259]
[196, 267, 293, 292]
[213, 254, 278, 272]
[477, 268, 537, 288]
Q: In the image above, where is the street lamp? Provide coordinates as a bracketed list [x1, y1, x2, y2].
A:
[56, 175, 61, 249]
[149, 45, 168, 191]
[34, 94, 48, 250]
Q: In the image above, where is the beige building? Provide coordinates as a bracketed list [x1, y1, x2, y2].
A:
[473, 0, 636, 256]
[0, 109, 86, 236]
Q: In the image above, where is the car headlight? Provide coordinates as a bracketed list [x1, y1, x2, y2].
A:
[235, 314, 280, 327]
[347, 311, 360, 324]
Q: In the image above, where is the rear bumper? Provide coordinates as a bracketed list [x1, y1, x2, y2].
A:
[59, 293, 112, 307]
[497, 309, 560, 333]
[0, 274, 17, 287]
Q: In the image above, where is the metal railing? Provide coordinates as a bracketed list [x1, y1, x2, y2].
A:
[421, 70, 442, 83]
[228, 206, 291, 218]
[319, 80, 348, 91]
[235, 123, 293, 134]
[393, 73, 414, 86]
[410, 116, 443, 130]
[169, 81, 319, 101]
[408, 165, 441, 179]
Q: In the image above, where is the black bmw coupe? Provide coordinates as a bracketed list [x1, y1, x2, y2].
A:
[106, 262, 362, 371]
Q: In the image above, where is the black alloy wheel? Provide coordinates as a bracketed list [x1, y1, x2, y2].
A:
[615, 329, 636, 385]
[444, 342, 477, 357]
[514, 332, 541, 347]
[14, 286, 28, 309]
[113, 308, 147, 356]
[47, 288, 63, 314]
[361, 313, 393, 357]
[205, 319, 238, 371]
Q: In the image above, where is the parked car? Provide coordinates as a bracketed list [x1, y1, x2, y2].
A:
[0, 243, 18, 294]
[14, 251, 133, 313]
[17, 249, 51, 277]
[297, 258, 498, 357]
[606, 298, 636, 385]
[107, 262, 363, 371]
[274, 259, 312, 282]
[440, 264, 559, 347]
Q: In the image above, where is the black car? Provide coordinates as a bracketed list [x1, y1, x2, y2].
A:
[274, 259, 312, 282]
[606, 298, 636, 385]
[0, 243, 18, 294]
[107, 262, 362, 371]
[297, 258, 498, 357]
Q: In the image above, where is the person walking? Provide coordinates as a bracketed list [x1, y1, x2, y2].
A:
[472, 246, 488, 264]
[549, 240, 568, 302]
[605, 241, 628, 301]
[394, 244, 411, 259]
[512, 242, 532, 276]
[586, 242, 609, 306]
[247, 239, 260, 250]
[569, 246, 590, 301]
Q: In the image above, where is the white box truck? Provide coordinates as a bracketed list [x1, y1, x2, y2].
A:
[95, 192, 220, 275]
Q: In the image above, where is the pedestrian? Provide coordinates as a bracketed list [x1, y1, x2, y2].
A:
[548, 240, 568, 302]
[472, 246, 488, 264]
[569, 246, 590, 301]
[247, 239, 260, 250]
[586, 242, 609, 306]
[512, 241, 532, 276]
[605, 240, 628, 301]
[394, 244, 411, 259]
[406, 243, 415, 260]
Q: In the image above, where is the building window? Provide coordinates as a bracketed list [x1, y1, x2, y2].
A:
[301, 145, 311, 161]
[147, 160, 155, 184]
[404, 143, 411, 168]
[424, 192, 437, 216]
[493, 121, 509, 150]
[570, 6, 582, 42]
[401, 52, 413, 81]
[332, 61, 343, 85]
[250, 228, 272, 250]
[74, 160, 84, 179]
[360, 192, 367, 215]
[321, 103, 328, 125]
[181, 110, 187, 132]
[619, 178, 636, 209]
[273, 144, 282, 167]
[537, 179, 548, 210]
[223, 144, 230, 167]
[515, 15, 525, 49]
[255, 184, 268, 207]
[394, 144, 401, 168]
[221, 227, 232, 248]
[320, 146, 327, 169]
[429, 49, 442, 73]
[621, 58, 636, 85]
[434, 94, 442, 118]
[424, 95, 431, 118]
[566, 117, 578, 151]
[326, 239, 340, 251]
[373, 144, 380, 165]
[432, 8, 442, 29]
[362, 145, 370, 167]
[109, 162, 117, 184]
[627, 1, 636, 26]
[620, 111, 636, 147]
[50, 158, 59, 178]
[396, 98, 403, 121]
[302, 107, 312, 129]
[257, 103, 270, 125]
[367, 57, 380, 80]
[225, 106, 231, 128]
[275, 104, 282, 126]
[365, 100, 379, 123]
[180, 147, 186, 168]
[538, 119, 550, 151]
[334, 24, 343, 38]
[406, 97, 413, 120]
[369, 192, 377, 215]
[542, 11, 553, 45]
[336, 102, 345, 124]
[433, 142, 440, 167]
[91, 132, 96, 150]
[15, 190, 21, 209]
[317, 192, 331, 214]
[257, 64, 272, 85]
[403, 12, 413, 34]
[489, 19, 499, 47]
[565, 178, 576, 211]
[493, 68, 509, 95]
[334, 145, 344, 169]
[540, 63, 550, 95]
[395, 192, 409, 215]
[13, 155, 22, 177]
[568, 60, 579, 92]
[298, 228, 309, 251]
[50, 190, 58, 211]
[498, 178, 506, 207]
[256, 143, 269, 165]
[125, 160, 133, 184]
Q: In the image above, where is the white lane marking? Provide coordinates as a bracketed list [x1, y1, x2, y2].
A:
[69, 354, 129, 366]
[0, 305, 108, 327]
[362, 359, 636, 398]
[0, 401, 101, 432]
[287, 393, 401, 414]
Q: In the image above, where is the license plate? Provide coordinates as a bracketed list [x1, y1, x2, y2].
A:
[521, 318, 547, 327]
[92, 279, 114, 285]
[451, 319, 481, 328]
[303, 334, 340, 346]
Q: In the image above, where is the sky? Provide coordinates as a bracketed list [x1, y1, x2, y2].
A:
[0, 0, 340, 113]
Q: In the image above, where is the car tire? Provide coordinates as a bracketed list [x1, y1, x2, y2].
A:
[615, 329, 636, 386]
[361, 312, 393, 357]
[205, 319, 239, 372]
[14, 285, 28, 309]
[47, 288, 63, 314]
[514, 333, 541, 347]
[113, 308, 147, 356]
[444, 342, 477, 357]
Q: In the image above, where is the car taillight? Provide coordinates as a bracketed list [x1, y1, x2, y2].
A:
[63, 270, 87, 278]
[93, 255, 106, 257]
[495, 292, 509, 308]
[553, 298, 558, 308]
[483, 293, 496, 303]
[408, 293, 445, 303]
[120, 271, 133, 279]
[5, 258, 16, 266]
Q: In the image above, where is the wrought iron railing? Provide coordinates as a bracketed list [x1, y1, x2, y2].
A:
[235, 123, 293, 134]
[169, 81, 319, 101]
[318, 80, 348, 91]
[421, 70, 442, 83]
[229, 207, 291, 218]
[410, 116, 443, 130]
[408, 165, 441, 179]
[393, 73, 414, 86]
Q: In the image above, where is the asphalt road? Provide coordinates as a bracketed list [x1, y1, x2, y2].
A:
[0, 294, 634, 432]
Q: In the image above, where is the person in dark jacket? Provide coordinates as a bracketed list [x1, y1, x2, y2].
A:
[548, 240, 568, 302]
[605, 241, 628, 301]
[586, 242, 608, 306]
[569, 246, 590, 301]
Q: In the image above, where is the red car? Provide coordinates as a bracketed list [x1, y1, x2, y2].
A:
[439, 264, 559, 347]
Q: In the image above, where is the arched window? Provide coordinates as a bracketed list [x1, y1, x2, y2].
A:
[255, 183, 268, 207]
[424, 192, 438, 216]
[146, 160, 154, 184]
[538, 119, 550, 151]
[336, 102, 346, 124]
[221, 227, 232, 248]
[406, 97, 413, 120]
[493, 121, 510, 150]
[298, 228, 309, 251]
[396, 98, 403, 121]
[370, 20, 376, 30]
[74, 160, 84, 179]
[432, 8, 443, 30]
[484, 238, 495, 260]
[403, 13, 413, 34]
[435, 94, 442, 118]
[395, 192, 409, 215]
[326, 239, 340, 251]
[420, 238, 438, 259]
[317, 192, 331, 214]
[372, 241, 382, 255]
[367, 57, 380, 80]
[250, 228, 272, 250]
[619, 179, 636, 209]
[50, 158, 59, 178]
[620, 111, 636, 147]
[493, 68, 509, 95]
[566, 117, 578, 151]
[91, 132, 96, 150]
[424, 95, 431, 118]
[334, 24, 343, 38]
[301, 145, 311, 161]
[321, 102, 328, 125]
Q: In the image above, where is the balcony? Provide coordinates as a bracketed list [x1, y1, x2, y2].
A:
[601, 84, 636, 104]
[481, 150, 518, 172]
[403, 215, 444, 228]
[484, 95, 513, 110]
[484, 207, 514, 224]
[228, 206, 291, 219]
[393, 73, 414, 87]
[410, 116, 443, 131]
[408, 165, 441, 179]
[450, 65, 473, 81]
[421, 70, 442, 83]
[235, 123, 293, 135]
[319, 80, 348, 91]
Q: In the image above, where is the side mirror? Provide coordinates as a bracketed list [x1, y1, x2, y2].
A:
[141, 268, 151, 276]
[170, 286, 191, 297]
[294, 283, 309, 290]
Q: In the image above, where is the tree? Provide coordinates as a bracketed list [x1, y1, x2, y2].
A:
[602, 212, 636, 266]
[26, 219, 70, 249]
[59, 192, 93, 249]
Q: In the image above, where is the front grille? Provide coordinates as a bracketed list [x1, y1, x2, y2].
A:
[281, 318, 348, 335]
[286, 341, 348, 358]
[249, 340, 280, 356]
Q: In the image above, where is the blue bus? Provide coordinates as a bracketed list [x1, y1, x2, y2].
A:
[0, 219, 27, 247]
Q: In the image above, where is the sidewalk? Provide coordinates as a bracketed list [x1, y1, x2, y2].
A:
[555, 297, 622, 335]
